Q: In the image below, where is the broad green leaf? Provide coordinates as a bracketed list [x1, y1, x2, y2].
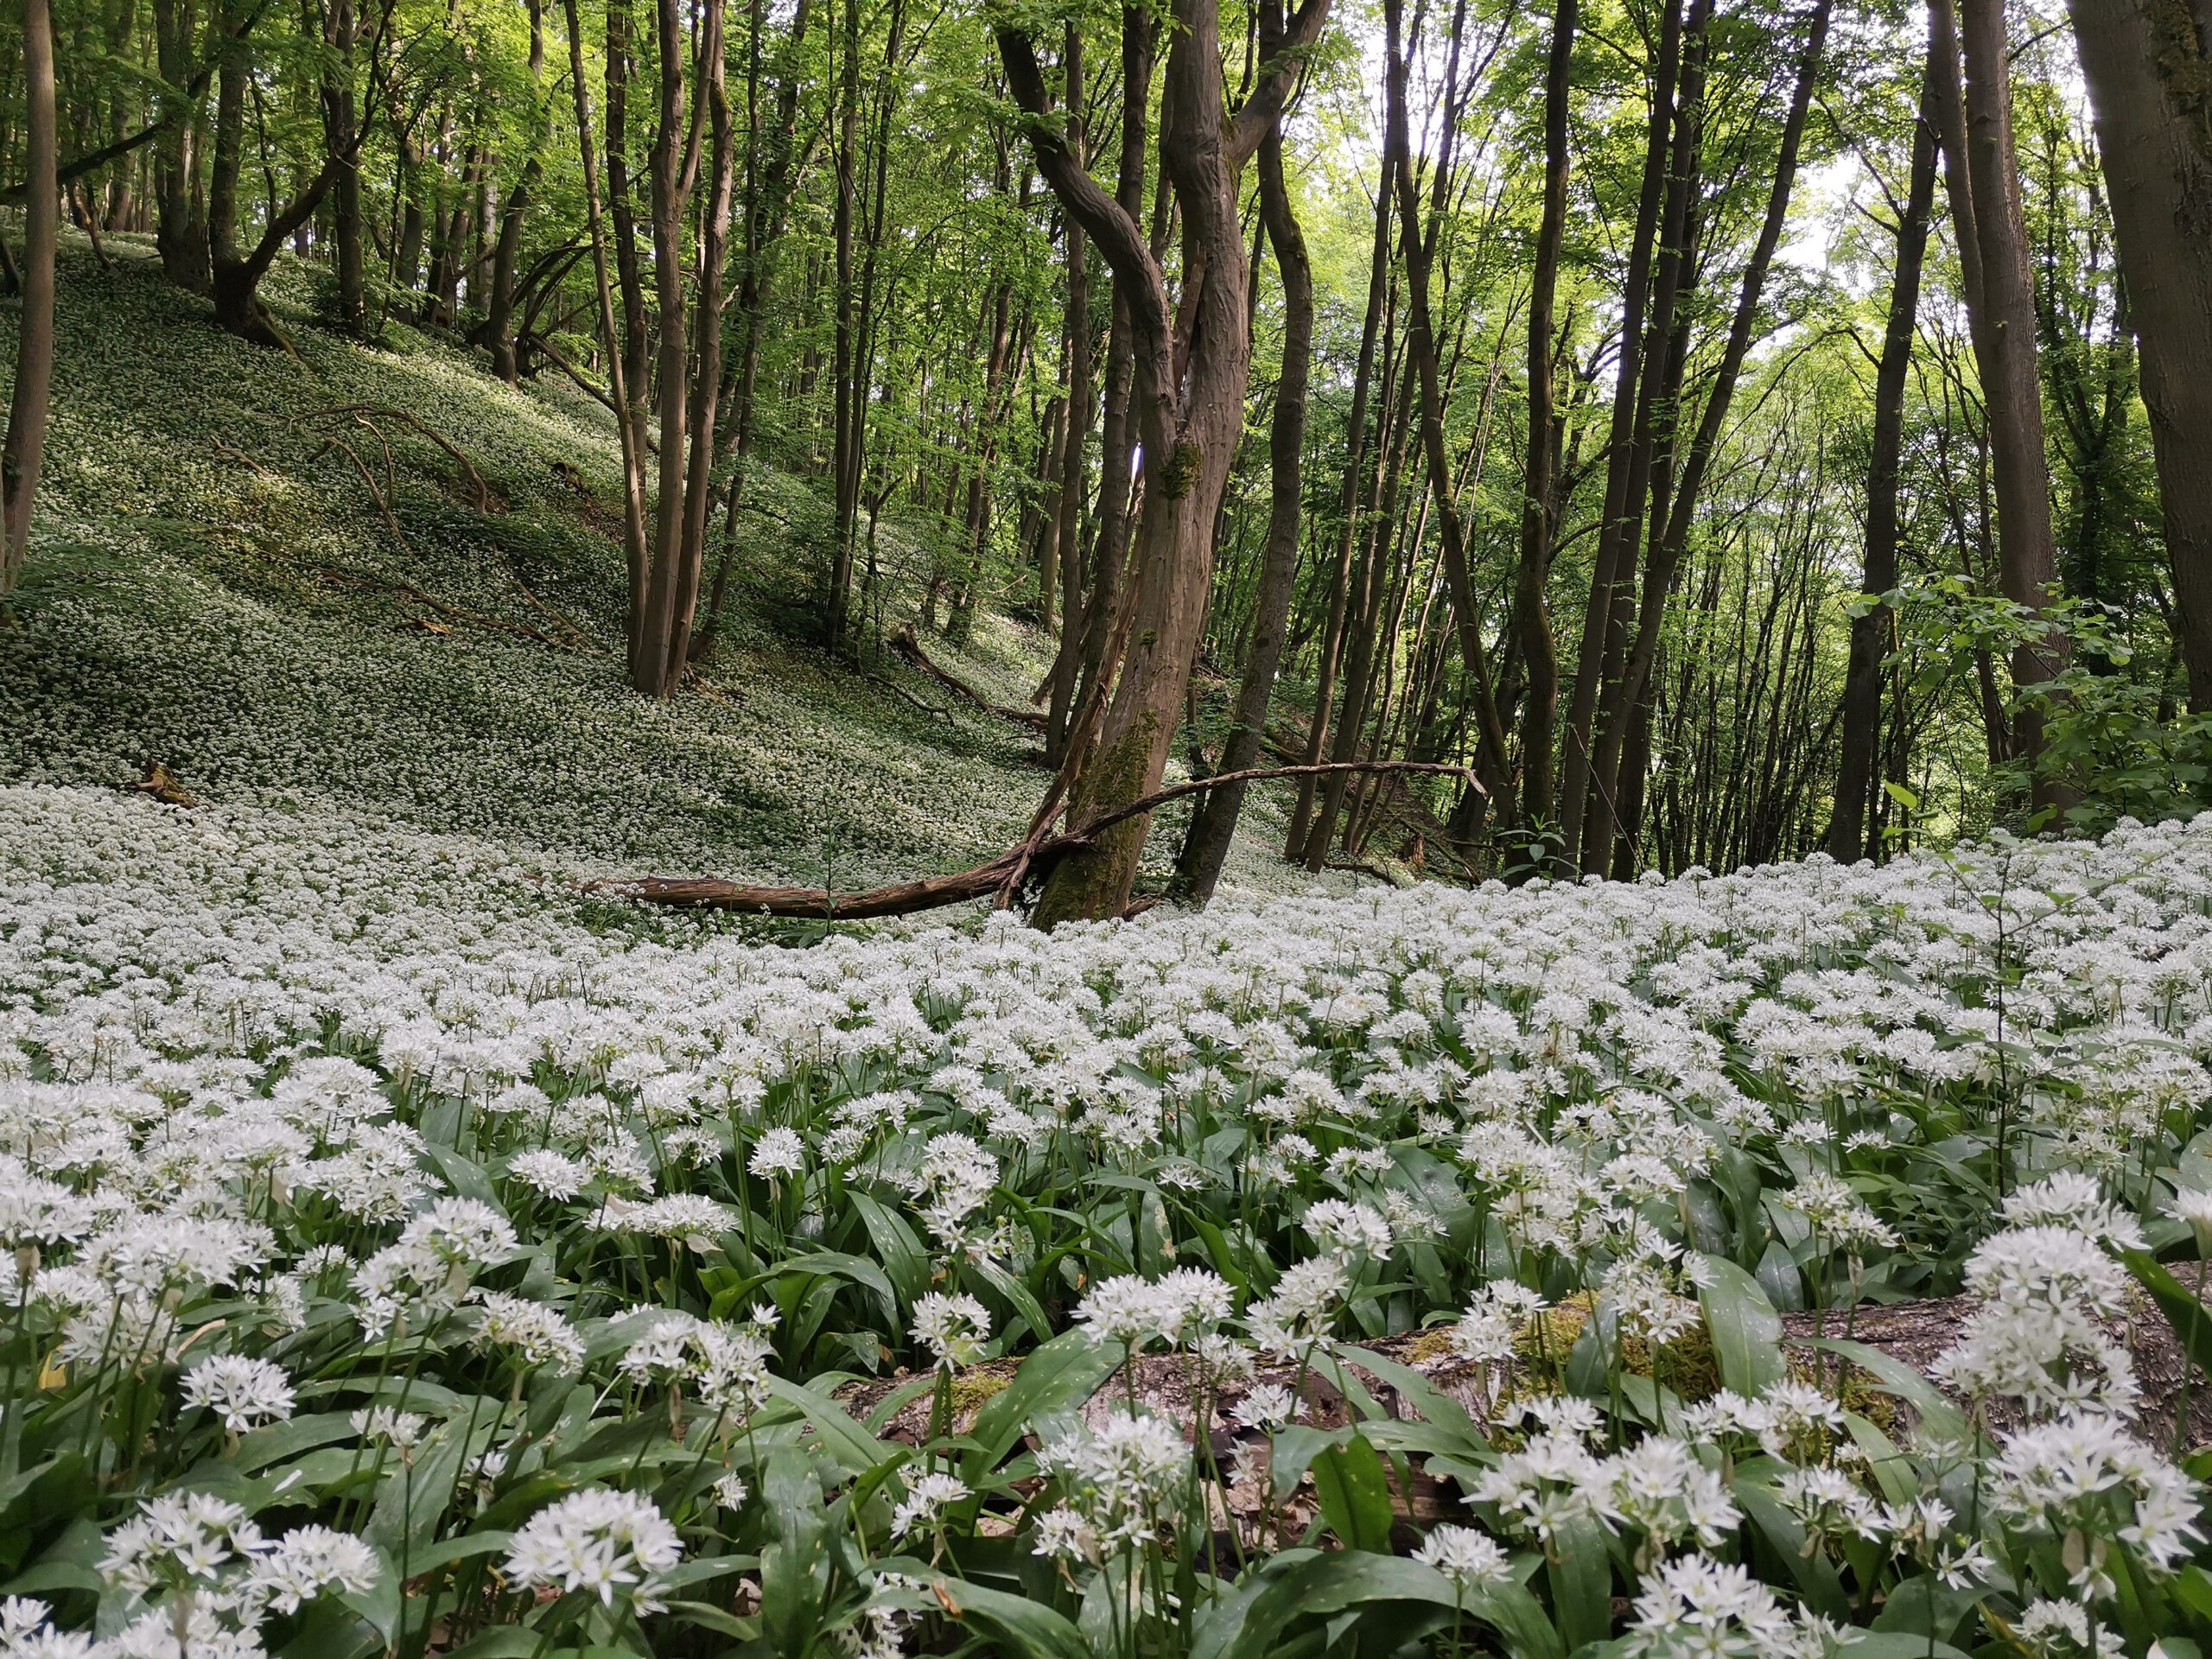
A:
[931, 1576, 1089, 1659]
[1733, 1478, 1847, 1620]
[763, 1376, 899, 1477]
[1694, 1254, 1785, 1397]
[760, 1449, 830, 1659]
[850, 1192, 929, 1306]
[1814, 1338, 1971, 1446]
[1195, 1552, 1561, 1659]
[963, 1329, 1119, 1478]
[2125, 1249, 2212, 1376]
[1310, 1434, 1394, 1553]
[1546, 1513, 1612, 1651]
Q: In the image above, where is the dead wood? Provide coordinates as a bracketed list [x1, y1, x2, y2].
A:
[891, 623, 1048, 728]
[210, 438, 274, 478]
[128, 760, 199, 807]
[598, 760, 1480, 921]
[309, 404, 498, 512]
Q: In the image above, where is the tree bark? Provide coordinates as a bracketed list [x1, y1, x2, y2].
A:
[1830, 42, 1938, 864]
[1175, 124, 1313, 904]
[1584, 0, 1830, 874]
[152, 0, 209, 292]
[1, 0, 56, 590]
[1558, 0, 1686, 868]
[2063, 0, 2212, 712]
[1002, 0, 1332, 925]
[320, 0, 365, 333]
[1956, 0, 2070, 816]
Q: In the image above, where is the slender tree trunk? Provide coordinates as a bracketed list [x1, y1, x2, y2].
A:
[1558, 0, 1684, 866]
[321, 0, 365, 332]
[2, 0, 56, 590]
[1176, 125, 1312, 903]
[1830, 43, 1937, 863]
[1285, 143, 1392, 855]
[565, 0, 648, 660]
[1386, 0, 1516, 823]
[1584, 0, 1829, 873]
[1956, 0, 2069, 817]
[2063, 0, 2212, 712]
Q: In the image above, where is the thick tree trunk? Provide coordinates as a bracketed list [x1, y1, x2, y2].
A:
[1, 0, 56, 589]
[2063, 0, 2212, 712]
[1956, 0, 2071, 815]
[1003, 0, 1332, 925]
[1175, 126, 1312, 904]
[1830, 42, 1937, 864]
[152, 0, 209, 292]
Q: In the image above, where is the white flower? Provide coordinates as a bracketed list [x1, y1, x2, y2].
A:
[889, 1472, 969, 1539]
[179, 1354, 296, 1433]
[1413, 1523, 1512, 1590]
[910, 1292, 990, 1370]
[471, 1289, 586, 1370]
[504, 1489, 684, 1613]
[748, 1128, 806, 1179]
[243, 1524, 381, 1615]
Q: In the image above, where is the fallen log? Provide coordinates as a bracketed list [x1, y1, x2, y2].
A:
[597, 759, 1480, 920]
[891, 624, 1048, 729]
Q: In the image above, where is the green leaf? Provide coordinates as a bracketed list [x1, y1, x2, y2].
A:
[1733, 1478, 1847, 1621]
[1310, 1435, 1394, 1553]
[762, 1376, 899, 1478]
[850, 1193, 929, 1306]
[1883, 782, 1921, 811]
[1195, 1552, 1561, 1659]
[1694, 1254, 1785, 1398]
[777, 1249, 899, 1327]
[931, 1577, 1089, 1659]
[2125, 1249, 2212, 1376]
[1814, 1338, 1970, 1446]
[1266, 1425, 1351, 1500]
[760, 1449, 829, 1659]
[1546, 1513, 1612, 1651]
[962, 1330, 1118, 1480]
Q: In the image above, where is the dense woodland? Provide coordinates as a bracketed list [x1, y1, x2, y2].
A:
[6, 0, 2212, 916]
[13, 2, 2212, 1655]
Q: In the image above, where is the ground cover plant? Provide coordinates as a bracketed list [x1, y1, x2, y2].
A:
[2, 779, 2211, 1657]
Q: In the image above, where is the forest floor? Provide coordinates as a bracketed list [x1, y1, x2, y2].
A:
[1, 236, 1347, 913]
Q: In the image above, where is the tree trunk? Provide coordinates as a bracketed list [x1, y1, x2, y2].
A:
[1, 0, 56, 590]
[1175, 125, 1312, 904]
[2063, 0, 2212, 713]
[1830, 40, 1938, 864]
[1558, 0, 1685, 868]
[1284, 148, 1393, 860]
[1002, 0, 1332, 925]
[320, 0, 365, 333]
[1955, 0, 2070, 815]
[152, 0, 209, 292]
[565, 0, 649, 661]
[1584, 0, 1829, 874]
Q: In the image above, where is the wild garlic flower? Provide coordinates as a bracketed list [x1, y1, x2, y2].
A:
[1413, 1523, 1513, 1591]
[179, 1353, 296, 1433]
[2014, 1597, 2126, 1658]
[469, 1288, 586, 1371]
[100, 1493, 270, 1599]
[1034, 1410, 1188, 1551]
[1302, 1198, 1394, 1262]
[1231, 1382, 1300, 1432]
[506, 1147, 589, 1200]
[910, 1291, 990, 1370]
[889, 1472, 969, 1539]
[1074, 1268, 1231, 1352]
[1991, 1414, 2202, 1594]
[1627, 1553, 1813, 1659]
[504, 1489, 684, 1613]
[1244, 1255, 1349, 1356]
[241, 1525, 381, 1616]
[747, 1127, 805, 1179]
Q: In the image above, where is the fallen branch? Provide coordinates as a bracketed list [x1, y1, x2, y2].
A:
[320, 568, 579, 652]
[866, 671, 950, 722]
[211, 438, 275, 478]
[892, 624, 1047, 729]
[601, 760, 1478, 920]
[314, 404, 495, 512]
